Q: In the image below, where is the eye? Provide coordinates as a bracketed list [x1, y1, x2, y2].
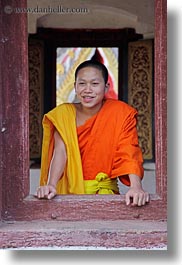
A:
[92, 82, 99, 86]
[79, 82, 86, 86]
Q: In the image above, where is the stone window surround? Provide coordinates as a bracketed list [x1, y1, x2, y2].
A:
[0, 0, 167, 223]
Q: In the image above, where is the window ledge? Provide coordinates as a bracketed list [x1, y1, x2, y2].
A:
[3, 194, 166, 222]
[0, 219, 167, 249]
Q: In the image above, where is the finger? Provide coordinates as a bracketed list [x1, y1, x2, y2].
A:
[132, 193, 139, 206]
[47, 191, 56, 200]
[137, 194, 144, 206]
[37, 187, 47, 199]
[140, 192, 150, 205]
[47, 186, 56, 199]
[43, 186, 50, 197]
[125, 193, 131, 205]
[39, 187, 45, 198]
[142, 195, 146, 205]
[136, 193, 144, 206]
[37, 188, 41, 198]
[145, 193, 150, 203]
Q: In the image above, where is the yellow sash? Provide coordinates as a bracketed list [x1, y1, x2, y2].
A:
[84, 173, 119, 194]
[40, 104, 85, 194]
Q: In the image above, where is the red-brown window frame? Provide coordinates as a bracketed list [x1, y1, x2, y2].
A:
[0, 0, 167, 222]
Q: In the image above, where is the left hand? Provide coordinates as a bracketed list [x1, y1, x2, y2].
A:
[125, 187, 150, 206]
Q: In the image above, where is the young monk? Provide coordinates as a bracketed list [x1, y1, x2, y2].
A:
[37, 60, 150, 206]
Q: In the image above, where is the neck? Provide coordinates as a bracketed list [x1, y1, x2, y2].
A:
[80, 101, 104, 117]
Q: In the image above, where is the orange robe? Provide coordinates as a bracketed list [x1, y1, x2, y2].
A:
[77, 99, 144, 186]
[40, 98, 144, 193]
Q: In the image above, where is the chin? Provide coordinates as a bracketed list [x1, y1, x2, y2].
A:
[84, 101, 103, 109]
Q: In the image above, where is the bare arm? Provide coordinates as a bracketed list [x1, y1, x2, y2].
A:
[37, 130, 67, 199]
[125, 174, 150, 206]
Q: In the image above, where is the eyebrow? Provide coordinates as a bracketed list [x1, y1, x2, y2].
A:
[77, 78, 101, 82]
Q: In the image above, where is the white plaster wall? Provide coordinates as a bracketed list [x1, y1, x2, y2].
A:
[27, 0, 154, 38]
[30, 163, 156, 195]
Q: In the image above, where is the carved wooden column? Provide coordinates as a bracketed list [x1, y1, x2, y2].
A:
[0, 0, 29, 218]
[155, 0, 167, 200]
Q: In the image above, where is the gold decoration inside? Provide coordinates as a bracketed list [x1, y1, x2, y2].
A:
[128, 40, 153, 160]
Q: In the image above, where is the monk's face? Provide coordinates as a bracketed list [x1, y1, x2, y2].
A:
[75, 67, 109, 109]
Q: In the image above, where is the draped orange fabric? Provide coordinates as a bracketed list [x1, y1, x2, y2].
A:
[77, 99, 144, 186]
[40, 98, 144, 193]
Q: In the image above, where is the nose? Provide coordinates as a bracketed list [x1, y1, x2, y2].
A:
[84, 83, 92, 93]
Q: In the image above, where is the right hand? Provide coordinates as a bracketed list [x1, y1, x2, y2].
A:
[36, 184, 57, 200]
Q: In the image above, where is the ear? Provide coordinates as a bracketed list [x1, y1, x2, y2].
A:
[105, 83, 110, 93]
[74, 82, 77, 93]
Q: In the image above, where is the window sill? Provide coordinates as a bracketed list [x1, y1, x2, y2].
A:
[0, 219, 167, 249]
[3, 194, 167, 222]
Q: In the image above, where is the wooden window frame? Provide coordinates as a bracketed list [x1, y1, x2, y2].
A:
[0, 0, 167, 222]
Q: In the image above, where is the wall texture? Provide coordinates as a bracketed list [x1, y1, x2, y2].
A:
[27, 0, 154, 38]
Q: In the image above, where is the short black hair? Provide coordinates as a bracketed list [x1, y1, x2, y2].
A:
[75, 60, 108, 84]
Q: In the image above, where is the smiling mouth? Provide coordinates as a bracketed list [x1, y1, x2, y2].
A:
[82, 95, 95, 99]
[82, 95, 95, 103]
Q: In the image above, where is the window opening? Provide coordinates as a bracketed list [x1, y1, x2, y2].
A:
[29, 45, 155, 196]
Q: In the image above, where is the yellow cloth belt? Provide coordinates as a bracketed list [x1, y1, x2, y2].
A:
[84, 173, 119, 194]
